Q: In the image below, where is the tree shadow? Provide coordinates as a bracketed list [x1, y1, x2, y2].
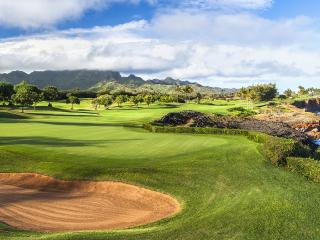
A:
[108, 104, 180, 111]
[33, 121, 142, 128]
[0, 118, 142, 128]
[27, 112, 99, 117]
[0, 136, 143, 147]
[0, 112, 29, 119]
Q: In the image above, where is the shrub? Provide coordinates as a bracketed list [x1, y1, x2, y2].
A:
[287, 157, 320, 182]
[257, 136, 310, 166]
[227, 107, 256, 117]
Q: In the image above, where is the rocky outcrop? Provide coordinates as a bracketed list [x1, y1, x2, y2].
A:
[293, 121, 320, 139]
[292, 98, 320, 112]
[155, 111, 312, 145]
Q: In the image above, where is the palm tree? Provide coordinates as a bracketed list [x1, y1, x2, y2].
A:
[183, 85, 194, 102]
[175, 85, 183, 103]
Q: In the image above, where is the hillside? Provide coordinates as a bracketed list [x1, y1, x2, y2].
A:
[0, 70, 236, 94]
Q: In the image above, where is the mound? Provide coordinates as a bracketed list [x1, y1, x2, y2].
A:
[156, 111, 218, 127]
[155, 111, 311, 144]
[0, 173, 180, 232]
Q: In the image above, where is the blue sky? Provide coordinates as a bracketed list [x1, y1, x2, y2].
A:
[0, 0, 319, 90]
[2, 0, 320, 38]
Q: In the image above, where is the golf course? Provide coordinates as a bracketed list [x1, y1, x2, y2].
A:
[1, 101, 320, 240]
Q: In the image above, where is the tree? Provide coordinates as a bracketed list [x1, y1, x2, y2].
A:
[114, 95, 127, 107]
[238, 87, 248, 100]
[31, 89, 43, 110]
[183, 85, 194, 102]
[144, 94, 155, 107]
[240, 84, 278, 102]
[307, 87, 316, 96]
[159, 95, 173, 103]
[12, 81, 40, 112]
[42, 86, 60, 107]
[298, 86, 308, 96]
[284, 89, 293, 98]
[196, 92, 202, 104]
[175, 85, 183, 102]
[95, 94, 113, 109]
[278, 94, 287, 100]
[67, 95, 80, 110]
[131, 95, 143, 107]
[0, 81, 14, 105]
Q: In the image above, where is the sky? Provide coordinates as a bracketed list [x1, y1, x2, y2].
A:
[0, 0, 320, 90]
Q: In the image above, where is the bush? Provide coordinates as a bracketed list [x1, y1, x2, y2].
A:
[257, 136, 310, 166]
[227, 107, 256, 117]
[287, 157, 320, 182]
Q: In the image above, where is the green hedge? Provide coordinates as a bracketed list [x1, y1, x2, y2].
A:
[143, 124, 312, 166]
[143, 124, 249, 136]
[287, 157, 320, 183]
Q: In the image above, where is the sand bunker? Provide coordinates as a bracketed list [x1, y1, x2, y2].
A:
[0, 173, 179, 232]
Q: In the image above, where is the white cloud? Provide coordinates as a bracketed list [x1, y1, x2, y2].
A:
[0, 7, 320, 90]
[0, 0, 273, 29]
[177, 0, 273, 10]
[149, 11, 319, 46]
[0, 0, 153, 29]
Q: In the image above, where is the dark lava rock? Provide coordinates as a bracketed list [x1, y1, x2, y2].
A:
[292, 98, 320, 112]
[156, 111, 211, 126]
[156, 111, 311, 145]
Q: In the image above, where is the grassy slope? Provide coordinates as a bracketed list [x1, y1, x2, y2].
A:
[1, 102, 320, 240]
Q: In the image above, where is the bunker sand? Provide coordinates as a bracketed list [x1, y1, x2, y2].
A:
[0, 173, 180, 232]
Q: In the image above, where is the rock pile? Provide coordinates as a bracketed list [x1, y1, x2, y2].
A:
[293, 121, 320, 139]
[156, 111, 311, 145]
[292, 98, 320, 112]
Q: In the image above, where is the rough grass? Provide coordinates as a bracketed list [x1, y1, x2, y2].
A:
[1, 102, 320, 240]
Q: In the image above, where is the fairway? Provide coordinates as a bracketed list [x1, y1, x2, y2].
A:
[1, 103, 320, 240]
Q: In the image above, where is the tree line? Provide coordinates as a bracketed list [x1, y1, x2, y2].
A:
[0, 80, 202, 111]
[4, 80, 307, 112]
[0, 81, 80, 112]
[238, 84, 278, 102]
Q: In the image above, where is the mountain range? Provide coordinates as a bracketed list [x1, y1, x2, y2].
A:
[0, 70, 236, 94]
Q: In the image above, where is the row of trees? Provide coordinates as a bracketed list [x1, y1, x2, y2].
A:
[283, 86, 320, 98]
[237, 84, 320, 102]
[5, 80, 302, 112]
[91, 93, 175, 109]
[0, 81, 80, 112]
[1, 80, 205, 112]
[238, 84, 278, 102]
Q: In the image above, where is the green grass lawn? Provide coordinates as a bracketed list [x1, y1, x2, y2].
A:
[1, 102, 320, 240]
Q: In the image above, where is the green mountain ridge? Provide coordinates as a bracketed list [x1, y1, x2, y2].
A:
[0, 70, 236, 94]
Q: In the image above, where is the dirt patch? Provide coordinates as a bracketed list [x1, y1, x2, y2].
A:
[0, 173, 180, 232]
[256, 104, 320, 124]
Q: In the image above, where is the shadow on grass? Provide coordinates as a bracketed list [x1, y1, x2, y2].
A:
[0, 118, 142, 128]
[108, 104, 180, 111]
[27, 112, 99, 117]
[0, 111, 30, 119]
[0, 136, 143, 147]
[33, 121, 142, 128]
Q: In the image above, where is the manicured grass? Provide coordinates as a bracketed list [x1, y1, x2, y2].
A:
[1, 102, 320, 240]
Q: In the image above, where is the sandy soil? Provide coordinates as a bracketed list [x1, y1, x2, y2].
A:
[0, 173, 180, 232]
[256, 104, 320, 124]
